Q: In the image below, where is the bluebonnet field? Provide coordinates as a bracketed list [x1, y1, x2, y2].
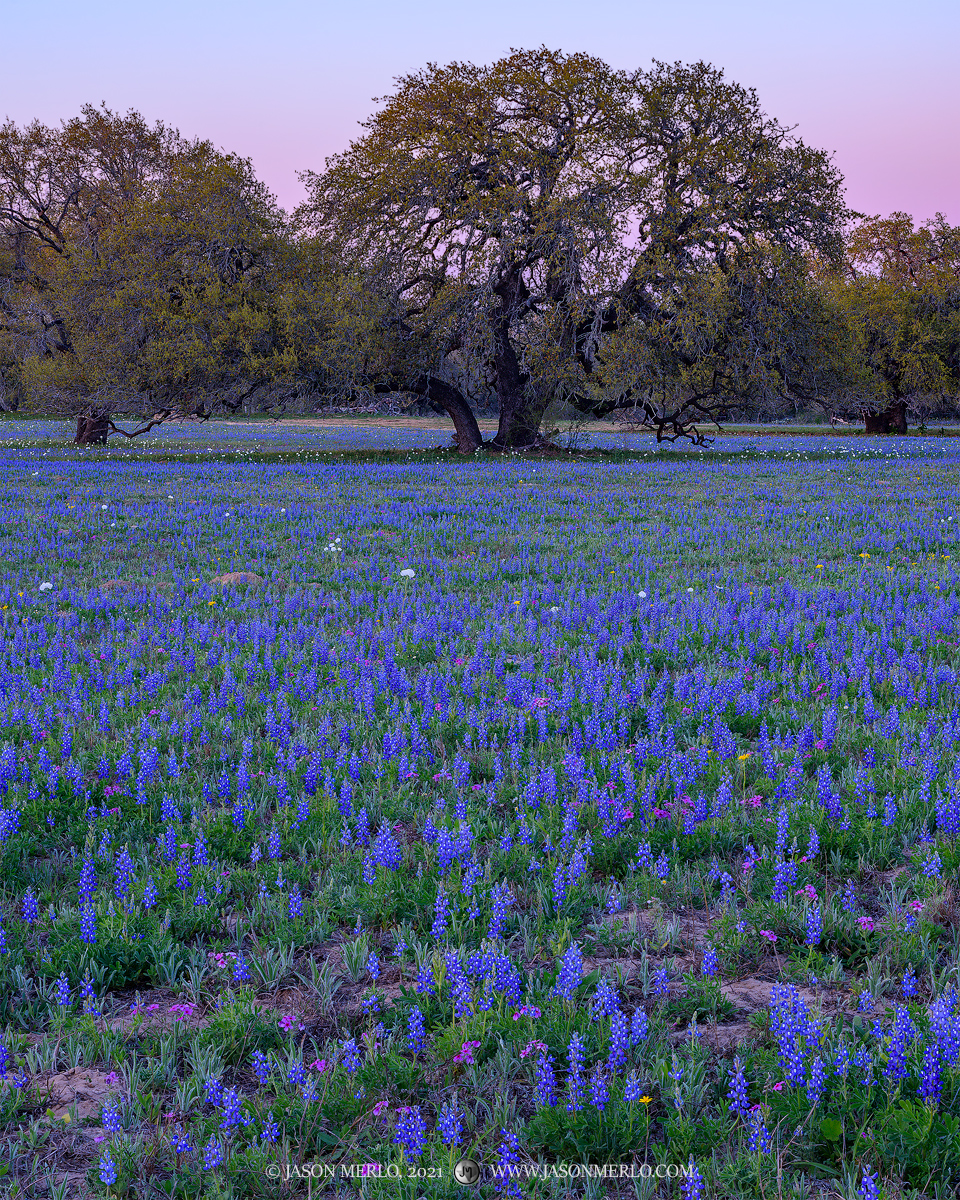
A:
[1, 425, 959, 1199]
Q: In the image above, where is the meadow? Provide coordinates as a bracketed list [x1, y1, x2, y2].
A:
[1, 428, 959, 1199]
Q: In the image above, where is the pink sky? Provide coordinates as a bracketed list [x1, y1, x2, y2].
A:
[3, 0, 957, 224]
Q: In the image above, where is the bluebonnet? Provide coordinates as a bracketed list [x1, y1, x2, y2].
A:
[727, 1056, 750, 1117]
[590, 1063, 610, 1112]
[102, 1101, 123, 1135]
[251, 1050, 271, 1085]
[395, 1106, 427, 1157]
[431, 889, 449, 939]
[341, 1038, 361, 1074]
[771, 857, 797, 902]
[608, 1010, 630, 1069]
[554, 942, 583, 1000]
[858, 1170, 881, 1200]
[202, 1139, 224, 1169]
[681, 1159, 705, 1200]
[113, 845, 135, 899]
[922, 850, 943, 880]
[747, 1104, 772, 1154]
[219, 1087, 244, 1129]
[854, 1046, 875, 1087]
[918, 1043, 941, 1105]
[566, 1032, 586, 1112]
[833, 1043, 850, 1078]
[170, 1125, 193, 1153]
[493, 1129, 523, 1198]
[806, 1057, 826, 1107]
[533, 1049, 557, 1108]
[98, 1148, 119, 1185]
[883, 1006, 917, 1085]
[80, 973, 99, 1016]
[590, 976, 620, 1020]
[668, 1057, 684, 1109]
[175, 850, 192, 891]
[54, 973, 70, 1007]
[437, 1101, 463, 1144]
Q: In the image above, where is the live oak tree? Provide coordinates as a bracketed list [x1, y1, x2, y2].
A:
[0, 105, 177, 433]
[0, 105, 291, 443]
[294, 48, 852, 449]
[815, 213, 960, 432]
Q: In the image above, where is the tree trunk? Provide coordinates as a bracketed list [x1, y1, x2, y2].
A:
[416, 377, 483, 453]
[493, 390, 550, 449]
[74, 413, 110, 444]
[864, 401, 907, 435]
[489, 306, 549, 449]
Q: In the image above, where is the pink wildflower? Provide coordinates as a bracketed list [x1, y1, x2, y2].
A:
[759, 930, 778, 943]
[452, 1040, 481, 1064]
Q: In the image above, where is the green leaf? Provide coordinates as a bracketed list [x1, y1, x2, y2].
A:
[819, 1116, 843, 1141]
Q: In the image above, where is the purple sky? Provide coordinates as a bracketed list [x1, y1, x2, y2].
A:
[4, 0, 957, 224]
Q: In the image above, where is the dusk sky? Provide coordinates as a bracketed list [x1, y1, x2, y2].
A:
[4, 0, 957, 224]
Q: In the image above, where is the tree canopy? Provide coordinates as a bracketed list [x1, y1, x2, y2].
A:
[0, 105, 293, 442]
[814, 213, 960, 431]
[294, 48, 854, 448]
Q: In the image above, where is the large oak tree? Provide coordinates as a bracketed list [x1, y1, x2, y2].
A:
[295, 48, 852, 449]
[815, 213, 960, 432]
[0, 105, 293, 442]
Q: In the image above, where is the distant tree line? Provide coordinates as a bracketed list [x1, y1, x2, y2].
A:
[2, 50, 958, 450]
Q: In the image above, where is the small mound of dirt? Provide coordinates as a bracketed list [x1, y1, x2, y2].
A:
[720, 977, 819, 1011]
[211, 572, 264, 586]
[37, 1066, 123, 1120]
